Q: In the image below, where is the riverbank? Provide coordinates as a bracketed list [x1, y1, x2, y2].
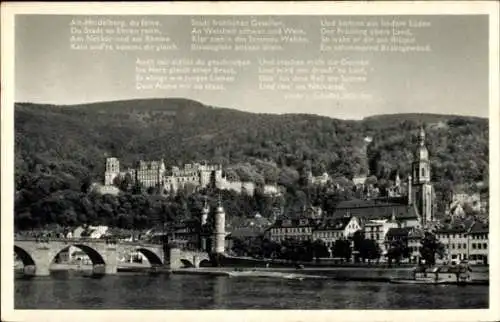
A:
[16, 261, 489, 284]
[172, 266, 415, 281]
[171, 265, 489, 283]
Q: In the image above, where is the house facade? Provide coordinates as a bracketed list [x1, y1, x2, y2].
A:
[312, 216, 361, 248]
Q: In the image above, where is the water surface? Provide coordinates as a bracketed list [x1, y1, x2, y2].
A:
[15, 272, 489, 309]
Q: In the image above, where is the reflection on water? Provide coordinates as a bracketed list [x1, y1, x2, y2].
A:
[15, 271, 488, 309]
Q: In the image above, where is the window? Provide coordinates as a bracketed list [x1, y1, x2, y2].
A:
[457, 244, 461, 249]
[483, 243, 487, 249]
[451, 244, 455, 249]
[478, 244, 482, 250]
[472, 243, 476, 249]
[463, 243, 466, 249]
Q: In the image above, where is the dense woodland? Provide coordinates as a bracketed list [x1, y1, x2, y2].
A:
[14, 99, 489, 231]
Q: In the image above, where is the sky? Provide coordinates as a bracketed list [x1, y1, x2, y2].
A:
[15, 14, 489, 120]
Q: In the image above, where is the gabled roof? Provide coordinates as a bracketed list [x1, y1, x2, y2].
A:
[228, 226, 265, 238]
[271, 217, 316, 228]
[386, 227, 410, 238]
[330, 199, 417, 221]
[335, 197, 408, 209]
[315, 217, 355, 231]
[469, 221, 488, 234]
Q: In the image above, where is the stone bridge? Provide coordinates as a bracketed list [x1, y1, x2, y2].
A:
[14, 238, 210, 276]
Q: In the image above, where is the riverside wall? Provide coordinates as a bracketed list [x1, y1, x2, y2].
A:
[218, 256, 415, 281]
[217, 256, 489, 282]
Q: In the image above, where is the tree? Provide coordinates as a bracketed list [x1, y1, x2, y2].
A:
[312, 239, 330, 260]
[333, 239, 352, 262]
[360, 239, 381, 263]
[352, 230, 365, 262]
[387, 239, 409, 266]
[419, 232, 445, 267]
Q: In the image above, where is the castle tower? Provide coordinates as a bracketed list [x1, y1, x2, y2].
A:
[411, 126, 434, 227]
[200, 168, 211, 188]
[213, 194, 226, 254]
[105, 157, 120, 186]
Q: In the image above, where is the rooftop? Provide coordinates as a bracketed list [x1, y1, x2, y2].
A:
[469, 221, 489, 234]
[315, 217, 354, 231]
[386, 227, 411, 237]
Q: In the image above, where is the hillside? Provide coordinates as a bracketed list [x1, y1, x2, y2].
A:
[13, 98, 489, 230]
[15, 98, 488, 181]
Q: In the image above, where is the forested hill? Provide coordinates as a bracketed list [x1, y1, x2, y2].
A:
[15, 98, 488, 193]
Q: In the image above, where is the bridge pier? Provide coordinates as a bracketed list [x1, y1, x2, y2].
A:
[104, 244, 118, 275]
[104, 263, 117, 275]
[23, 264, 50, 277]
[168, 247, 183, 270]
[28, 245, 53, 276]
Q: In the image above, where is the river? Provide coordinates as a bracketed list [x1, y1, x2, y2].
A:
[14, 271, 488, 309]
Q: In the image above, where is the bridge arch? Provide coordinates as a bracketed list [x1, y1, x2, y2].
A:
[14, 245, 36, 267]
[134, 248, 163, 266]
[51, 244, 107, 265]
[180, 259, 195, 268]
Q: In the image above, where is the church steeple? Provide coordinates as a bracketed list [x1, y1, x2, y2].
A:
[410, 125, 434, 227]
[419, 126, 426, 146]
[413, 126, 430, 184]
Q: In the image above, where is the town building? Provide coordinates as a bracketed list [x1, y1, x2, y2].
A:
[435, 225, 469, 265]
[352, 175, 367, 187]
[265, 217, 316, 243]
[308, 171, 330, 186]
[384, 226, 424, 263]
[467, 222, 489, 265]
[312, 216, 361, 248]
[362, 219, 399, 255]
[435, 221, 489, 265]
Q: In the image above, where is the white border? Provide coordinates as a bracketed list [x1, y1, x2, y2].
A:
[1, 2, 499, 322]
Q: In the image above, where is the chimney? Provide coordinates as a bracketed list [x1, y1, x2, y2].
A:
[408, 175, 412, 205]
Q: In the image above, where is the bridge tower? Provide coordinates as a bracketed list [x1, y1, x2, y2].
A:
[199, 196, 210, 252]
[201, 196, 209, 226]
[213, 194, 226, 254]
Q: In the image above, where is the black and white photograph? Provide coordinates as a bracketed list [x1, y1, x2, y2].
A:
[1, 1, 499, 321]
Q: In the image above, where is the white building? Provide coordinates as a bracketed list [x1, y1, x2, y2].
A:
[312, 216, 361, 248]
[363, 219, 399, 255]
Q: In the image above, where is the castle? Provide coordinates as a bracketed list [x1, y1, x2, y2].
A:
[104, 158, 280, 196]
[105, 159, 222, 193]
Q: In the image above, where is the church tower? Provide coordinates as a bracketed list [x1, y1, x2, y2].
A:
[213, 194, 226, 254]
[411, 126, 434, 227]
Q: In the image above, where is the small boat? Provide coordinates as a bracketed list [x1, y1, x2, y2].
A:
[391, 264, 476, 285]
[390, 278, 448, 285]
